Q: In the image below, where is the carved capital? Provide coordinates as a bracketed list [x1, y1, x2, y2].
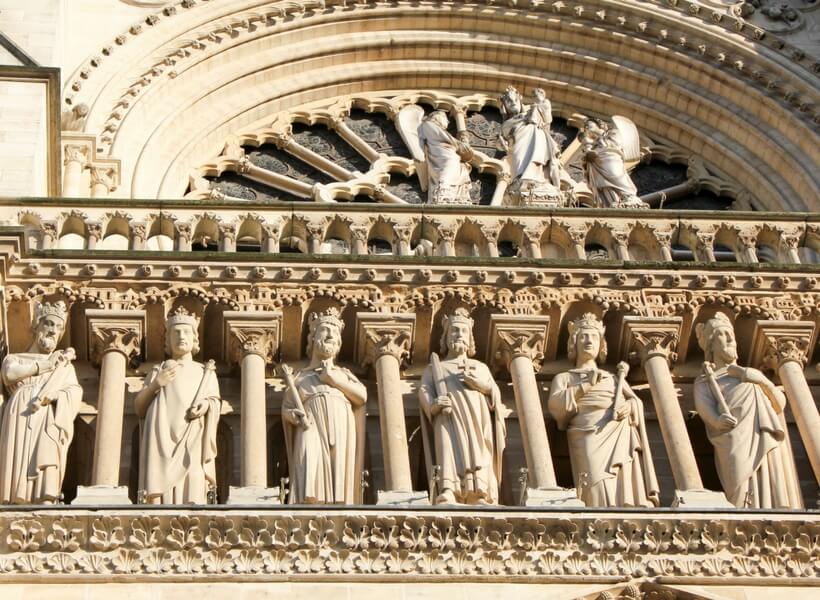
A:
[223, 311, 282, 364]
[750, 320, 815, 373]
[63, 144, 88, 165]
[349, 225, 369, 244]
[489, 314, 550, 372]
[621, 317, 682, 366]
[89, 166, 116, 191]
[174, 221, 192, 240]
[355, 313, 415, 369]
[86, 309, 146, 366]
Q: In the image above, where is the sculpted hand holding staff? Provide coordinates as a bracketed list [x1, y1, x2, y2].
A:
[694, 313, 803, 508]
[135, 308, 220, 504]
[0, 301, 82, 504]
[419, 308, 507, 505]
[548, 313, 659, 507]
[282, 308, 367, 504]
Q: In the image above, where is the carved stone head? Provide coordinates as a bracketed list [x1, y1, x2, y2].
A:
[567, 312, 607, 364]
[32, 300, 67, 353]
[695, 312, 737, 364]
[583, 118, 607, 139]
[165, 307, 200, 357]
[424, 110, 449, 131]
[500, 86, 522, 117]
[307, 307, 344, 360]
[533, 88, 546, 103]
[440, 307, 476, 357]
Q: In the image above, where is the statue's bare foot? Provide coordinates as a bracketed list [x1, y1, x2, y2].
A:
[474, 497, 491, 505]
[435, 490, 457, 505]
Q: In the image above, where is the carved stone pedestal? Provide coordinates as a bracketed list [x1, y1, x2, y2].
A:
[376, 490, 430, 506]
[226, 486, 282, 505]
[671, 489, 733, 508]
[72, 485, 132, 505]
[524, 488, 585, 507]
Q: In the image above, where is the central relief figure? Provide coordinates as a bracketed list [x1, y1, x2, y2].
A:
[282, 308, 367, 504]
[548, 313, 659, 507]
[419, 308, 507, 505]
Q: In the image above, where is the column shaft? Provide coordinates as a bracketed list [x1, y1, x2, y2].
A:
[91, 350, 127, 486]
[509, 355, 557, 489]
[241, 352, 268, 487]
[644, 353, 703, 490]
[374, 352, 412, 491]
[779, 360, 820, 483]
[63, 159, 85, 197]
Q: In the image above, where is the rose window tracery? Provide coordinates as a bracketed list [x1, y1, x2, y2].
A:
[188, 91, 751, 211]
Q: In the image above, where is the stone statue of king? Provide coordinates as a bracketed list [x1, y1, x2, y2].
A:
[282, 307, 367, 504]
[419, 308, 507, 505]
[135, 307, 221, 504]
[0, 300, 82, 504]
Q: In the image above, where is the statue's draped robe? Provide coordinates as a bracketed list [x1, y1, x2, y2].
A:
[284, 368, 364, 504]
[549, 369, 659, 507]
[419, 358, 506, 504]
[584, 128, 639, 206]
[0, 353, 82, 504]
[138, 361, 220, 504]
[694, 368, 802, 509]
[418, 119, 471, 200]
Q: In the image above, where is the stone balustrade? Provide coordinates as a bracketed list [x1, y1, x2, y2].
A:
[6, 200, 818, 264]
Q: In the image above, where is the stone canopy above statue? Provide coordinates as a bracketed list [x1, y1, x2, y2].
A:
[187, 90, 749, 211]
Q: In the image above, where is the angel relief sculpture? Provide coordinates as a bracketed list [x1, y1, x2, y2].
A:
[396, 106, 475, 205]
[580, 117, 648, 209]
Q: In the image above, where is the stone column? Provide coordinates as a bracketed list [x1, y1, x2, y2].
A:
[612, 230, 630, 261]
[355, 313, 427, 505]
[174, 221, 192, 252]
[62, 144, 88, 197]
[489, 315, 582, 506]
[752, 321, 820, 484]
[523, 228, 541, 259]
[622, 317, 731, 507]
[73, 310, 145, 505]
[224, 311, 282, 504]
[220, 224, 236, 253]
[568, 227, 587, 260]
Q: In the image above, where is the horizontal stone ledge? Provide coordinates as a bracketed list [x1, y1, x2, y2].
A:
[0, 507, 816, 581]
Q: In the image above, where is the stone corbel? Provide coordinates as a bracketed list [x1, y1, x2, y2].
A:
[355, 313, 427, 505]
[750, 320, 820, 484]
[74, 309, 146, 505]
[489, 315, 581, 506]
[223, 311, 282, 503]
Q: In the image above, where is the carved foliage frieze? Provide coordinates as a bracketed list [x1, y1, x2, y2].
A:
[0, 512, 816, 580]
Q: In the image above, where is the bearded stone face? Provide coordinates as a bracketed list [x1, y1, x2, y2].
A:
[446, 321, 472, 355]
[311, 323, 342, 359]
[34, 315, 64, 354]
[710, 326, 738, 365]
